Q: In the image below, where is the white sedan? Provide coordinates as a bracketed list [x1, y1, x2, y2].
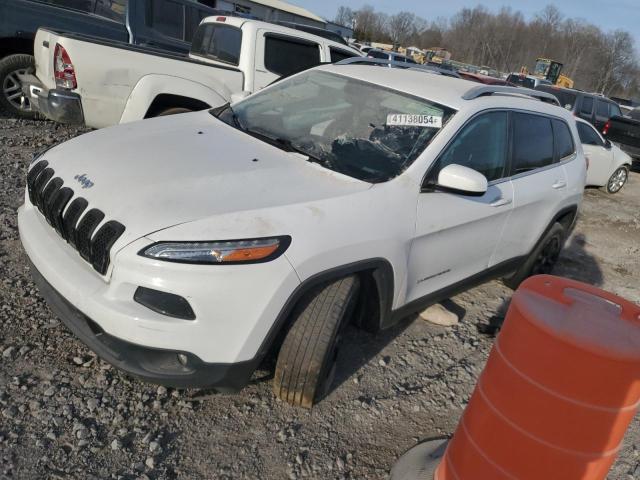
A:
[577, 118, 632, 193]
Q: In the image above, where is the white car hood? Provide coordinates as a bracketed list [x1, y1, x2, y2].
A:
[39, 111, 370, 249]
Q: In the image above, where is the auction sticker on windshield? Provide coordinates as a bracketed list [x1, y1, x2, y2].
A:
[387, 114, 442, 128]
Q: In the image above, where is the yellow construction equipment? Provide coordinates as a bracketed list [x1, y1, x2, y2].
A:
[532, 58, 575, 89]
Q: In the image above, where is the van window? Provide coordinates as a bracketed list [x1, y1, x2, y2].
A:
[596, 100, 609, 118]
[580, 96, 594, 115]
[512, 113, 554, 173]
[147, 0, 185, 40]
[330, 47, 358, 63]
[433, 111, 508, 182]
[368, 50, 388, 60]
[539, 87, 577, 110]
[577, 122, 604, 146]
[94, 0, 126, 21]
[552, 119, 575, 160]
[264, 36, 320, 76]
[191, 24, 242, 65]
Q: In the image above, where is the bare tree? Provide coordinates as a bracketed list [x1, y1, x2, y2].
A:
[388, 12, 416, 46]
[334, 6, 355, 28]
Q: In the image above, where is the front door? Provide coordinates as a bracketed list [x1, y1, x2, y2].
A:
[407, 111, 513, 303]
[578, 121, 613, 186]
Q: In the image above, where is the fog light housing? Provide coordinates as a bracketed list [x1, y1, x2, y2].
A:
[134, 287, 196, 320]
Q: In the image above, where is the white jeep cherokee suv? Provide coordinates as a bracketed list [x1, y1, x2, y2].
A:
[18, 64, 586, 408]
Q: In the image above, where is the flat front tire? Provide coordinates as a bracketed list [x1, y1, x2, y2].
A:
[503, 222, 566, 290]
[273, 276, 359, 408]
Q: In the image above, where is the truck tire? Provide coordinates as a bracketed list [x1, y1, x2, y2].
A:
[0, 54, 37, 119]
[156, 107, 192, 116]
[605, 166, 628, 194]
[503, 222, 566, 290]
[273, 275, 360, 408]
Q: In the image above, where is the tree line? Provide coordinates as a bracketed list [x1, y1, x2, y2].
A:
[334, 4, 639, 98]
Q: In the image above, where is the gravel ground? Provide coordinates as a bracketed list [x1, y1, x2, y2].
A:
[1, 115, 639, 479]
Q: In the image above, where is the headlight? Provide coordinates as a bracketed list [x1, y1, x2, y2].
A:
[140, 236, 291, 264]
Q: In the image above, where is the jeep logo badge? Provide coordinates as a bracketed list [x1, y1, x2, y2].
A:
[74, 174, 94, 189]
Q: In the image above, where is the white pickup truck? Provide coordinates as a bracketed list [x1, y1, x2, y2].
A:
[26, 16, 361, 128]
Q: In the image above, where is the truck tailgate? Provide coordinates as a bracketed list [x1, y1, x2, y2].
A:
[607, 116, 640, 148]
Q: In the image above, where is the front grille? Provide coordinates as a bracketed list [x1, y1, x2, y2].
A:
[27, 160, 125, 275]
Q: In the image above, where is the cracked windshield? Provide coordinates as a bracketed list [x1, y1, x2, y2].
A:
[218, 70, 456, 182]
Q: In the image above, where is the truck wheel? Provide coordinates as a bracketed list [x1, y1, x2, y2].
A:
[156, 107, 192, 117]
[605, 166, 628, 194]
[503, 223, 565, 290]
[0, 54, 37, 119]
[273, 275, 359, 408]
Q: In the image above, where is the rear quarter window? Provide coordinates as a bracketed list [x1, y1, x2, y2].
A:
[191, 24, 242, 65]
[552, 119, 575, 160]
[596, 100, 609, 118]
[94, 0, 126, 21]
[512, 113, 554, 173]
[264, 36, 321, 76]
[580, 96, 594, 115]
[146, 0, 185, 40]
[330, 47, 358, 63]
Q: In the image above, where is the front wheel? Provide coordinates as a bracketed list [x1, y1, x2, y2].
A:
[0, 54, 37, 118]
[605, 166, 628, 194]
[503, 222, 566, 290]
[273, 276, 359, 408]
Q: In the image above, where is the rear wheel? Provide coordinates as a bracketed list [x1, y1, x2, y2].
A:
[605, 166, 628, 194]
[156, 107, 192, 117]
[273, 276, 359, 408]
[503, 222, 565, 290]
[0, 54, 37, 119]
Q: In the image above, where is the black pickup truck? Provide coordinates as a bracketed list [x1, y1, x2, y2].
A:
[0, 0, 220, 118]
[605, 108, 640, 166]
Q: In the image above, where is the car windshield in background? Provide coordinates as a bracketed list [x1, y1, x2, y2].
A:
[214, 71, 456, 182]
[507, 74, 535, 89]
[538, 87, 578, 110]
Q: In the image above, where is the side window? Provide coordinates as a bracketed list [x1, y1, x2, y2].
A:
[596, 100, 609, 118]
[264, 36, 320, 77]
[580, 96, 594, 115]
[368, 50, 388, 60]
[191, 24, 242, 65]
[40, 0, 95, 11]
[94, 0, 126, 21]
[330, 47, 358, 63]
[610, 103, 622, 118]
[577, 123, 604, 146]
[431, 111, 508, 182]
[147, 0, 185, 40]
[512, 113, 554, 173]
[552, 119, 575, 160]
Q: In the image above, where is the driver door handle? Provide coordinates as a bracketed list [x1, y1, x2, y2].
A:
[490, 197, 512, 207]
[552, 181, 567, 189]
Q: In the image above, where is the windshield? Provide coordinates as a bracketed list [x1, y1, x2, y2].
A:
[214, 70, 456, 182]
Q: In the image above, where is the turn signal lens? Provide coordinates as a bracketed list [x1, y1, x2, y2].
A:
[141, 237, 290, 264]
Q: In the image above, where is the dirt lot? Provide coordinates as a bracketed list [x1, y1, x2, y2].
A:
[1, 115, 639, 480]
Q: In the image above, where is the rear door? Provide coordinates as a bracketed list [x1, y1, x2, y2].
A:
[497, 112, 571, 262]
[407, 111, 514, 302]
[578, 121, 613, 186]
[253, 32, 322, 91]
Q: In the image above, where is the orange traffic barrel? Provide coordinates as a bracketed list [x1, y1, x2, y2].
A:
[435, 275, 640, 480]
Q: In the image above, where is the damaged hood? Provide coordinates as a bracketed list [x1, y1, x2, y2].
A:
[40, 111, 370, 249]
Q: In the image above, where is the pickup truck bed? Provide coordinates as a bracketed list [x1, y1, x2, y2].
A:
[606, 113, 640, 161]
[34, 29, 242, 127]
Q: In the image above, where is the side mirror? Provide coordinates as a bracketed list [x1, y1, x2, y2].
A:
[437, 164, 488, 196]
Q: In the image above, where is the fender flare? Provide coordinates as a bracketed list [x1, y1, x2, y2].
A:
[253, 258, 396, 362]
[119, 74, 229, 124]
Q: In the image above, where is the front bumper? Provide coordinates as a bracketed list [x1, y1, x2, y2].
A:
[28, 260, 256, 391]
[23, 79, 84, 124]
[18, 200, 301, 388]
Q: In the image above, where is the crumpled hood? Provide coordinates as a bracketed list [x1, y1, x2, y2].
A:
[40, 111, 370, 249]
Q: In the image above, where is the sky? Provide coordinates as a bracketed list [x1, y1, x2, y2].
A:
[290, 0, 640, 47]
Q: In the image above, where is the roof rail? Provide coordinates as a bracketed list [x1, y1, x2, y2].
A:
[462, 85, 560, 105]
[335, 57, 460, 78]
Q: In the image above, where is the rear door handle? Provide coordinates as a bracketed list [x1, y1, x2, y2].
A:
[552, 181, 567, 189]
[490, 197, 512, 207]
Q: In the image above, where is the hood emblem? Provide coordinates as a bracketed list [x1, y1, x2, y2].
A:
[74, 174, 94, 189]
